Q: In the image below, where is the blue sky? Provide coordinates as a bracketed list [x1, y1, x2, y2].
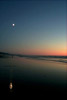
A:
[0, 0, 66, 55]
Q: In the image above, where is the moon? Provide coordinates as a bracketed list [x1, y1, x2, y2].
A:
[12, 24, 15, 27]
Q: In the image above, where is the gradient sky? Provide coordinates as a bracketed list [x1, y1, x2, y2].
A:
[0, 0, 66, 55]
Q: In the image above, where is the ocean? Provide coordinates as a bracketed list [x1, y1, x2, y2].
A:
[0, 56, 67, 98]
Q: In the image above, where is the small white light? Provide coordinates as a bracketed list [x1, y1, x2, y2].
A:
[12, 24, 15, 27]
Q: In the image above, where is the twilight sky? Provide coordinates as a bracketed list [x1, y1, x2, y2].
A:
[0, 0, 66, 55]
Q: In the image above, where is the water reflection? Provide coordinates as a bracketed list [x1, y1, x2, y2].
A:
[0, 56, 67, 96]
[9, 82, 13, 90]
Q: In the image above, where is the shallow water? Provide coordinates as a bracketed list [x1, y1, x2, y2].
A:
[0, 56, 67, 97]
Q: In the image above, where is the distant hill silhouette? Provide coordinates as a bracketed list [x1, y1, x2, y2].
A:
[0, 52, 10, 55]
[0, 52, 14, 58]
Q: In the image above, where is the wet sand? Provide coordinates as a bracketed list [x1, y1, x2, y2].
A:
[0, 56, 67, 98]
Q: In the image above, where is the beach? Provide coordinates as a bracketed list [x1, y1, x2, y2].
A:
[0, 56, 67, 97]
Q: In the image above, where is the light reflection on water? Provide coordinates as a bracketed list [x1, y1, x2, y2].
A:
[9, 82, 13, 90]
[0, 56, 67, 95]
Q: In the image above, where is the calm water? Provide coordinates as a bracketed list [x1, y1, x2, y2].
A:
[0, 56, 67, 97]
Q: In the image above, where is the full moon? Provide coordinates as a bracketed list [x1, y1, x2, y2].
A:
[12, 24, 15, 27]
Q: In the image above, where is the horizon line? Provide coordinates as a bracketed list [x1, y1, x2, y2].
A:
[0, 51, 67, 56]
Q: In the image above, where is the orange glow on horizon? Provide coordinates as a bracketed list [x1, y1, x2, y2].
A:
[7, 47, 67, 56]
[17, 48, 67, 56]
